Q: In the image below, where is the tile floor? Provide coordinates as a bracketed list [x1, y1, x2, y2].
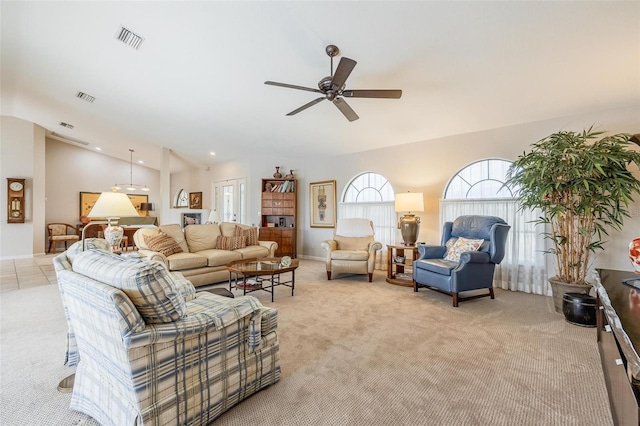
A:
[1, 254, 58, 293]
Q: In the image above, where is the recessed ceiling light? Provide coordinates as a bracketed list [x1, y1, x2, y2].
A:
[138, 160, 144, 164]
[210, 151, 216, 156]
[95, 147, 102, 151]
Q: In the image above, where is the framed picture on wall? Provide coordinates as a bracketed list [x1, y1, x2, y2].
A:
[310, 180, 336, 228]
[189, 192, 202, 209]
[79, 192, 147, 218]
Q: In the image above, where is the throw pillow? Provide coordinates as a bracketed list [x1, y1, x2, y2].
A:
[216, 235, 247, 250]
[144, 231, 183, 257]
[235, 225, 259, 246]
[72, 249, 187, 324]
[334, 235, 374, 251]
[444, 237, 484, 262]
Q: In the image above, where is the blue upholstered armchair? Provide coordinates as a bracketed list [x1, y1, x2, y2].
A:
[413, 215, 510, 307]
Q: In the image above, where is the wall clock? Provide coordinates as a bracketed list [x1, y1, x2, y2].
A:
[7, 178, 25, 223]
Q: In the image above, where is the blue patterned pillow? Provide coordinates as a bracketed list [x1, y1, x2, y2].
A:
[72, 249, 187, 324]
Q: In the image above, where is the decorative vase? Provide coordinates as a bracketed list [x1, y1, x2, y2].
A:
[548, 277, 591, 314]
[273, 167, 282, 178]
[562, 293, 597, 327]
[284, 169, 294, 179]
[629, 237, 640, 273]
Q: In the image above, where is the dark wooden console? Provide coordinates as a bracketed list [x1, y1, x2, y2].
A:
[595, 269, 640, 426]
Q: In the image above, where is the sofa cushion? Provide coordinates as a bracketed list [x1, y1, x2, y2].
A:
[185, 224, 221, 252]
[72, 249, 187, 324]
[166, 252, 208, 270]
[331, 250, 369, 261]
[216, 235, 247, 250]
[197, 249, 243, 267]
[334, 235, 373, 251]
[235, 245, 269, 259]
[444, 237, 484, 262]
[144, 231, 183, 257]
[219, 222, 239, 237]
[235, 225, 259, 246]
[415, 258, 457, 276]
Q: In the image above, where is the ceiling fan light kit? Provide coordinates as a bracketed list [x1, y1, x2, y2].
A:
[265, 44, 402, 122]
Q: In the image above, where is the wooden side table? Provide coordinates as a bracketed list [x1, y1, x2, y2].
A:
[386, 244, 419, 287]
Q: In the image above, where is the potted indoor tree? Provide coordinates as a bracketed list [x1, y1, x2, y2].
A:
[506, 127, 640, 313]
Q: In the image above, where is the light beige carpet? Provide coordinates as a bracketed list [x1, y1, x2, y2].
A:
[1, 259, 612, 425]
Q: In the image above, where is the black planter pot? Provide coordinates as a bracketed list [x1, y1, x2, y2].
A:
[562, 292, 597, 327]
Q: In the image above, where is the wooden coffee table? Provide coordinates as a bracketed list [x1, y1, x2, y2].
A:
[226, 257, 299, 302]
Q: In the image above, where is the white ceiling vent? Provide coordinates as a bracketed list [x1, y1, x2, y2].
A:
[115, 26, 144, 50]
[76, 91, 95, 103]
[59, 122, 74, 129]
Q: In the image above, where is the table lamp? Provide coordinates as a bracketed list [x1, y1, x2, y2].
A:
[206, 210, 220, 224]
[87, 191, 139, 251]
[395, 192, 424, 245]
[139, 202, 154, 216]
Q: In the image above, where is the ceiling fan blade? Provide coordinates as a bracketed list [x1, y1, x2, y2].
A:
[330, 57, 357, 90]
[286, 97, 326, 116]
[333, 97, 359, 122]
[265, 81, 323, 94]
[342, 89, 402, 99]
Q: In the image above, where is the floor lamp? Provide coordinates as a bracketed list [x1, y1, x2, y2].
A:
[59, 191, 139, 392]
[395, 192, 424, 245]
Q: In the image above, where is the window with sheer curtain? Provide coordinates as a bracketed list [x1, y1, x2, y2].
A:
[441, 159, 549, 295]
[338, 172, 395, 270]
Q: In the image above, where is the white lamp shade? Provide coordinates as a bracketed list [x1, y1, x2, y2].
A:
[87, 192, 139, 218]
[394, 192, 424, 213]
[207, 210, 220, 224]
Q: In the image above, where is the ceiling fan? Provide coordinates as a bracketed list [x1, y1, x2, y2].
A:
[265, 45, 402, 122]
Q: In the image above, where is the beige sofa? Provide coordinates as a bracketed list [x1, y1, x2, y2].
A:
[134, 222, 277, 287]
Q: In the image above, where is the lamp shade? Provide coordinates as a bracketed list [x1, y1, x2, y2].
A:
[394, 192, 424, 213]
[207, 210, 220, 224]
[87, 192, 139, 218]
[140, 202, 154, 212]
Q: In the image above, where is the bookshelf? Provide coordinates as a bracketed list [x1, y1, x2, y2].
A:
[260, 178, 297, 257]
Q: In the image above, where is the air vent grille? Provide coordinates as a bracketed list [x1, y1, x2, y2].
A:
[115, 26, 144, 50]
[76, 91, 95, 103]
[59, 122, 74, 129]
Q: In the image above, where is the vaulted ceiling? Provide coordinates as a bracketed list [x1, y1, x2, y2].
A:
[2, 1, 639, 171]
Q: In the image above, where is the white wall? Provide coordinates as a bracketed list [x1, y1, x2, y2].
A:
[0, 116, 44, 259]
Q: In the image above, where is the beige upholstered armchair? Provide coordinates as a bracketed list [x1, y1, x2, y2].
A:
[321, 218, 382, 282]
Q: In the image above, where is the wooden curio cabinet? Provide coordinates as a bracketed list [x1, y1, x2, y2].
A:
[260, 178, 297, 258]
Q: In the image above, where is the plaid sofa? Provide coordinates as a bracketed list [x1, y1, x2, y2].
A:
[54, 244, 280, 425]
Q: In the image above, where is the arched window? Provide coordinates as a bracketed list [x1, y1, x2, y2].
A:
[175, 189, 188, 208]
[443, 158, 514, 199]
[339, 172, 395, 270]
[441, 158, 547, 295]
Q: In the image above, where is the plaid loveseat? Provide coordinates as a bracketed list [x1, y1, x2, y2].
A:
[54, 245, 280, 425]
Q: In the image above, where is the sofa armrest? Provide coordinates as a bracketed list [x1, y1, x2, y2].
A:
[136, 249, 169, 268]
[457, 251, 491, 267]
[369, 241, 382, 254]
[417, 245, 446, 259]
[258, 240, 278, 257]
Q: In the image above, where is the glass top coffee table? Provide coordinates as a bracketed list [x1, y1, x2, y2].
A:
[226, 257, 299, 302]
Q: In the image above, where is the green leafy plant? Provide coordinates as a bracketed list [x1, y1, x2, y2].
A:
[506, 127, 640, 285]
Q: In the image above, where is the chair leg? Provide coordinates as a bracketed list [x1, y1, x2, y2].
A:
[326, 271, 331, 280]
[452, 292, 459, 307]
[48, 241, 53, 253]
[489, 288, 495, 299]
[368, 273, 372, 282]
